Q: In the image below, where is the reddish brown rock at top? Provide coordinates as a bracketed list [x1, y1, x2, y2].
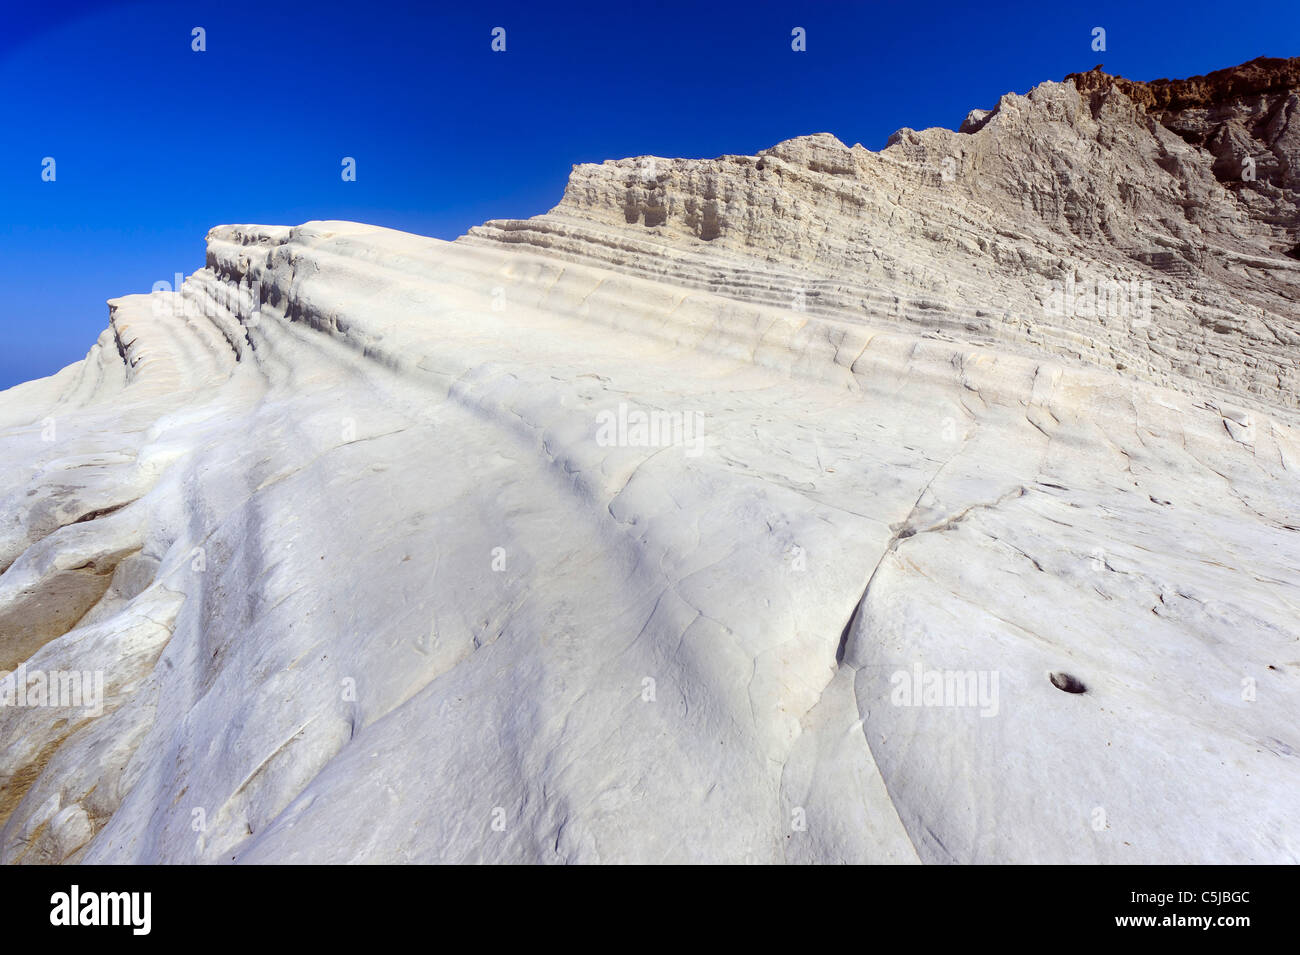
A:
[1066, 56, 1299, 233]
[1066, 56, 1300, 110]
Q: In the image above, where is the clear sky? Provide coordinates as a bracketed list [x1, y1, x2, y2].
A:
[2, 0, 1296, 389]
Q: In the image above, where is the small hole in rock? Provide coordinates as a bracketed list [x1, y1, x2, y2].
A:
[1050, 671, 1087, 694]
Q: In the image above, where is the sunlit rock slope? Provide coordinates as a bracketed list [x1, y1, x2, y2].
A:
[1, 58, 1297, 863]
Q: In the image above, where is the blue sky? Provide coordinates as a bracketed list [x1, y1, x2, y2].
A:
[1, 0, 1296, 389]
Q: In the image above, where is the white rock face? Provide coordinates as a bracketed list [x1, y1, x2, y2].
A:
[1, 67, 1298, 864]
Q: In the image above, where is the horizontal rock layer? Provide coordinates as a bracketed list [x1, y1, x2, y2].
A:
[467, 66, 1300, 415]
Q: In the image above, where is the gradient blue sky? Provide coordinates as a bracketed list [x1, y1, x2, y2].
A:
[2, 0, 1296, 389]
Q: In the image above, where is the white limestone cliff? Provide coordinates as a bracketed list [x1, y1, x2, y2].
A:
[0, 60, 1297, 863]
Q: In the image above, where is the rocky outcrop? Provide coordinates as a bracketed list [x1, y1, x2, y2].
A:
[1068, 57, 1300, 236]
[467, 67, 1300, 416]
[1067, 56, 1300, 111]
[0, 59, 1297, 864]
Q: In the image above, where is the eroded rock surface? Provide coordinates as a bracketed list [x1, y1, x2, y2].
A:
[1, 59, 1297, 863]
